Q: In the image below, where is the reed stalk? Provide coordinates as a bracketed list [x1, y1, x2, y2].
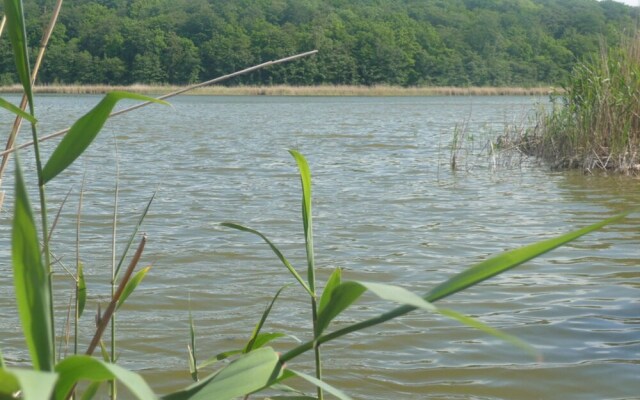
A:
[0, 51, 318, 161]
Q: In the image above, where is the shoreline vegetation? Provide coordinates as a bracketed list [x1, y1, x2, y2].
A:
[0, 84, 558, 97]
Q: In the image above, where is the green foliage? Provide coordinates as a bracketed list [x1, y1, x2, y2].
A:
[523, 33, 640, 172]
[12, 155, 54, 372]
[42, 91, 168, 183]
[1, 0, 638, 86]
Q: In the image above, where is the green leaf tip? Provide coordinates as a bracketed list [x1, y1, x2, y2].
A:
[42, 92, 169, 184]
[0, 97, 37, 123]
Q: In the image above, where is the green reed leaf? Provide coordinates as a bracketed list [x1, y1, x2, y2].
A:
[439, 308, 539, 360]
[0, 348, 5, 369]
[77, 262, 87, 318]
[0, 97, 36, 123]
[318, 267, 342, 315]
[188, 301, 198, 382]
[289, 150, 316, 292]
[222, 223, 313, 296]
[2, 0, 33, 107]
[115, 191, 156, 279]
[196, 349, 243, 369]
[317, 280, 438, 336]
[245, 285, 289, 353]
[250, 333, 287, 350]
[424, 210, 636, 303]
[268, 397, 317, 400]
[315, 282, 366, 336]
[12, 156, 54, 371]
[164, 347, 282, 400]
[287, 369, 352, 400]
[0, 368, 57, 400]
[42, 92, 168, 184]
[117, 266, 151, 311]
[54, 355, 156, 400]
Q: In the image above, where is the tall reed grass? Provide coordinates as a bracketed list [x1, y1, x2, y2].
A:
[0, 0, 637, 399]
[521, 33, 640, 173]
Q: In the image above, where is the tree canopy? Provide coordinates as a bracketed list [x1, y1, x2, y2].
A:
[0, 0, 638, 86]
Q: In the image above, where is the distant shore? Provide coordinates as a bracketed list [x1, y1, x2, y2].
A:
[0, 84, 559, 96]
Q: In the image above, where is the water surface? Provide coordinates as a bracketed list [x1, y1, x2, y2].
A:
[0, 95, 638, 399]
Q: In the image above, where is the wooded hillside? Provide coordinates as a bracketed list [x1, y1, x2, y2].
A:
[0, 0, 638, 86]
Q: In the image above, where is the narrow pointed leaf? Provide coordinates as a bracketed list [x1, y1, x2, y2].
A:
[117, 266, 151, 310]
[165, 347, 281, 400]
[42, 93, 168, 183]
[251, 333, 287, 350]
[222, 222, 313, 296]
[0, 368, 57, 400]
[2, 0, 33, 106]
[319, 267, 342, 315]
[439, 308, 539, 360]
[315, 282, 366, 336]
[115, 192, 156, 279]
[425, 210, 636, 303]
[269, 397, 317, 400]
[54, 355, 156, 400]
[12, 157, 54, 371]
[0, 97, 36, 123]
[288, 369, 352, 400]
[289, 150, 316, 292]
[196, 349, 243, 369]
[77, 262, 87, 318]
[188, 303, 198, 382]
[245, 285, 289, 353]
[355, 281, 437, 312]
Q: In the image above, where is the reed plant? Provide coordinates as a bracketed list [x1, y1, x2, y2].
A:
[0, 0, 637, 399]
[521, 33, 640, 173]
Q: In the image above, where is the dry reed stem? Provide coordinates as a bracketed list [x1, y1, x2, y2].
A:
[0, 50, 318, 160]
[0, 0, 64, 195]
[86, 234, 146, 356]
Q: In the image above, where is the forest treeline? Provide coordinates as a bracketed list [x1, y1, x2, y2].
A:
[0, 0, 638, 87]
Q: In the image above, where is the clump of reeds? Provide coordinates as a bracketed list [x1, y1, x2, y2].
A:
[521, 33, 640, 174]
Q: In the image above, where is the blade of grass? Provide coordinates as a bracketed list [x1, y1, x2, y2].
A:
[318, 268, 342, 315]
[164, 347, 282, 400]
[197, 349, 243, 369]
[222, 223, 313, 296]
[86, 235, 147, 356]
[114, 191, 156, 279]
[0, 97, 36, 123]
[289, 150, 323, 399]
[424, 209, 637, 302]
[281, 210, 636, 364]
[116, 266, 151, 311]
[0, 368, 58, 400]
[245, 285, 290, 353]
[188, 298, 198, 382]
[54, 355, 156, 400]
[2, 0, 34, 107]
[42, 93, 168, 183]
[287, 369, 352, 400]
[12, 155, 54, 371]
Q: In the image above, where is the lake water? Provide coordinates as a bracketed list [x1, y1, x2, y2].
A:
[0, 95, 638, 399]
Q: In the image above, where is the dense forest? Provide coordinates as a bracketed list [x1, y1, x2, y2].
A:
[0, 0, 638, 87]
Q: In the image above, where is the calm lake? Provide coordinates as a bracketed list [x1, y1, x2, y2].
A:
[0, 95, 638, 399]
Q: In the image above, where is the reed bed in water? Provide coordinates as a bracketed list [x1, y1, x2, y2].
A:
[0, 83, 557, 96]
[518, 33, 640, 174]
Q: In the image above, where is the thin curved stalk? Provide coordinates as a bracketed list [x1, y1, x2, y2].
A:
[0, 50, 318, 160]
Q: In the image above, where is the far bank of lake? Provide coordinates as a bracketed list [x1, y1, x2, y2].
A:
[0, 83, 558, 96]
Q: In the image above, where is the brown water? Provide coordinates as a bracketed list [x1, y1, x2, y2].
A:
[0, 95, 638, 399]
